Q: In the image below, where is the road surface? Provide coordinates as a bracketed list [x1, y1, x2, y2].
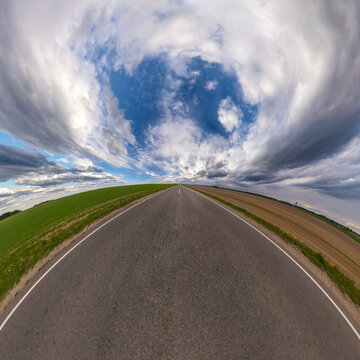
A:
[0, 185, 359, 359]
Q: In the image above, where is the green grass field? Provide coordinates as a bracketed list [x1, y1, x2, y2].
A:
[0, 184, 173, 302]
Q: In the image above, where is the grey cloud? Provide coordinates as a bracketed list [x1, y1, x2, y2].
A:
[236, 168, 360, 201]
[0, 4, 75, 154]
[251, 2, 360, 172]
[15, 172, 122, 187]
[259, 111, 360, 172]
[241, 173, 276, 183]
[195, 158, 228, 179]
[206, 170, 227, 179]
[299, 180, 360, 200]
[0, 144, 53, 168]
[0, 1, 134, 166]
[0, 144, 56, 181]
[0, 144, 117, 187]
[0, 198, 15, 210]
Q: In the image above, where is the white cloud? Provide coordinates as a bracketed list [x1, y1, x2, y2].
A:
[144, 115, 229, 180]
[217, 97, 242, 133]
[205, 80, 218, 90]
[0, 187, 33, 198]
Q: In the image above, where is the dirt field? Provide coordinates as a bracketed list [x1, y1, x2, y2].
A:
[190, 186, 360, 287]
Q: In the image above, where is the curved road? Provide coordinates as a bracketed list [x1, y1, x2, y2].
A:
[0, 185, 359, 359]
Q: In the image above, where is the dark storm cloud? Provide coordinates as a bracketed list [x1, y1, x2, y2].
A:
[197, 169, 227, 179]
[0, 144, 57, 181]
[300, 180, 360, 200]
[0, 144, 53, 168]
[234, 167, 360, 201]
[207, 170, 227, 179]
[259, 108, 360, 172]
[0, 144, 119, 187]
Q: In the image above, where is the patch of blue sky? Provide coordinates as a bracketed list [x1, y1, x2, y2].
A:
[0, 131, 31, 150]
[48, 155, 73, 168]
[174, 57, 258, 137]
[0, 180, 16, 189]
[95, 161, 151, 183]
[110, 55, 168, 142]
[0, 131, 70, 167]
[110, 55, 258, 145]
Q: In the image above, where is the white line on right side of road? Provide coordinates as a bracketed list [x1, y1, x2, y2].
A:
[0, 186, 173, 332]
[190, 187, 360, 342]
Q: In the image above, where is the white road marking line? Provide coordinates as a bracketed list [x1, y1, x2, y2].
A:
[178, 188, 180, 195]
[0, 187, 172, 332]
[189, 187, 360, 342]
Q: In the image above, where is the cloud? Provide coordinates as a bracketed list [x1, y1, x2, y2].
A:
[1, 0, 360, 227]
[0, 144, 57, 181]
[0, 186, 37, 212]
[205, 80, 218, 90]
[145, 116, 202, 174]
[0, 1, 134, 168]
[144, 115, 230, 180]
[2, 0, 360, 176]
[273, 137, 360, 199]
[0, 187, 34, 199]
[15, 171, 124, 187]
[81, 0, 360, 182]
[217, 97, 242, 133]
[0, 144, 123, 187]
[0, 182, 121, 214]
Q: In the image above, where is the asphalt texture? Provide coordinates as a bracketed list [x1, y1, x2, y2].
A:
[0, 185, 359, 359]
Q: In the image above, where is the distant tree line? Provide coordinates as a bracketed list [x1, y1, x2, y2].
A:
[0, 210, 21, 222]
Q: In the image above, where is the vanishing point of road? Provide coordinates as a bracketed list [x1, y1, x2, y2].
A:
[0, 185, 359, 359]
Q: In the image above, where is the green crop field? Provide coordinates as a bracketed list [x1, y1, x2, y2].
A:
[0, 184, 173, 303]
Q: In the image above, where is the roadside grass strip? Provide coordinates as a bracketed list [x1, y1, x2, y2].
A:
[0, 184, 173, 302]
[193, 188, 360, 307]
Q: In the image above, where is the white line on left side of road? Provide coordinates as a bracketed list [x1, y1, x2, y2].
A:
[188, 187, 360, 342]
[0, 187, 172, 332]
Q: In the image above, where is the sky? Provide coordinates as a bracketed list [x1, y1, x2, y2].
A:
[0, 0, 359, 232]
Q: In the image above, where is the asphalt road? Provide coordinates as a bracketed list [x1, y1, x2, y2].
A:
[0, 185, 359, 359]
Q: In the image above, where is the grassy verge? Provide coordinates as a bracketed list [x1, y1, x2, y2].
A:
[0, 184, 173, 302]
[210, 186, 360, 244]
[192, 187, 360, 307]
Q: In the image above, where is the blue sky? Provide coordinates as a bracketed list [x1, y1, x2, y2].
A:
[110, 55, 257, 146]
[0, 0, 359, 232]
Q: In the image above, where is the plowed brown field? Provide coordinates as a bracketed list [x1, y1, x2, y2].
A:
[190, 186, 360, 287]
